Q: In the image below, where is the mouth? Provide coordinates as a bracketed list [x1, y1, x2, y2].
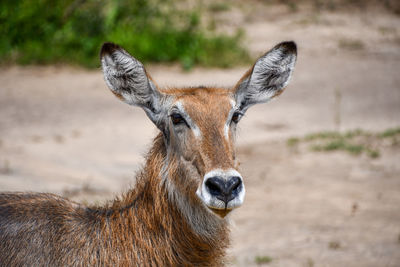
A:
[209, 207, 232, 218]
[196, 187, 245, 218]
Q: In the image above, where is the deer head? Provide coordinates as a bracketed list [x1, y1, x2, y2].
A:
[100, 42, 297, 218]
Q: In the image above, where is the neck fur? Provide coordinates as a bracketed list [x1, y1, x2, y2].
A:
[106, 133, 229, 265]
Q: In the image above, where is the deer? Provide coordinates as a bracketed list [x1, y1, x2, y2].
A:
[0, 41, 297, 266]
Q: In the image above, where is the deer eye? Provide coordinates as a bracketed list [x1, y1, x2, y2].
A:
[231, 112, 241, 124]
[170, 113, 187, 126]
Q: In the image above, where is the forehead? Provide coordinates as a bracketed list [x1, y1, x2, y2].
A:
[164, 87, 233, 118]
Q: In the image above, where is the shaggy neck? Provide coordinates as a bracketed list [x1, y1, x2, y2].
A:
[104, 133, 229, 265]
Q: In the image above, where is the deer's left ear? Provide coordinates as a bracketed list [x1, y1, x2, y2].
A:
[233, 41, 297, 111]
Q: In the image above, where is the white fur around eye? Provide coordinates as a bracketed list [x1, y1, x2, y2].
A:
[224, 100, 239, 140]
[173, 101, 202, 139]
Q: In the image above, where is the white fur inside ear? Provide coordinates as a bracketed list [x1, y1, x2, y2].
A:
[249, 49, 296, 101]
[102, 50, 145, 92]
[101, 48, 156, 108]
[235, 43, 297, 108]
[100, 45, 167, 129]
[251, 48, 296, 91]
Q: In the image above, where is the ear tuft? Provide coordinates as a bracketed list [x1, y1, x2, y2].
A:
[100, 42, 121, 59]
[274, 41, 297, 56]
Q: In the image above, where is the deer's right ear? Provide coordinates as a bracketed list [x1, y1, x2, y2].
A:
[100, 42, 165, 127]
[233, 41, 297, 112]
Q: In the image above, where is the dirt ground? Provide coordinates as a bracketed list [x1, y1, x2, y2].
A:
[1, 2, 400, 266]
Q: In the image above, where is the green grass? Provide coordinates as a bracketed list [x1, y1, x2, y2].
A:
[311, 140, 365, 155]
[304, 131, 342, 141]
[208, 2, 231, 13]
[287, 137, 300, 147]
[379, 127, 400, 138]
[343, 128, 369, 138]
[366, 149, 380, 158]
[0, 0, 249, 69]
[287, 127, 400, 158]
[255, 255, 273, 265]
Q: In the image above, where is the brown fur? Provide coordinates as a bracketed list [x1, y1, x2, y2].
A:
[0, 133, 228, 266]
[0, 40, 296, 266]
[168, 87, 237, 174]
[0, 87, 238, 266]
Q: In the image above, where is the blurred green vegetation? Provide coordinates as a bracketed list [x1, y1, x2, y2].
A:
[254, 255, 273, 265]
[287, 127, 400, 159]
[0, 0, 249, 69]
[271, 0, 400, 14]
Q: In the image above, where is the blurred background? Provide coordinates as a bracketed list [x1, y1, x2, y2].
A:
[0, 0, 399, 266]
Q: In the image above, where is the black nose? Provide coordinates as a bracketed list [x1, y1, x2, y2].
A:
[205, 176, 242, 204]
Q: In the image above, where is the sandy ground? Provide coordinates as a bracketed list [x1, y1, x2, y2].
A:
[1, 3, 400, 266]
